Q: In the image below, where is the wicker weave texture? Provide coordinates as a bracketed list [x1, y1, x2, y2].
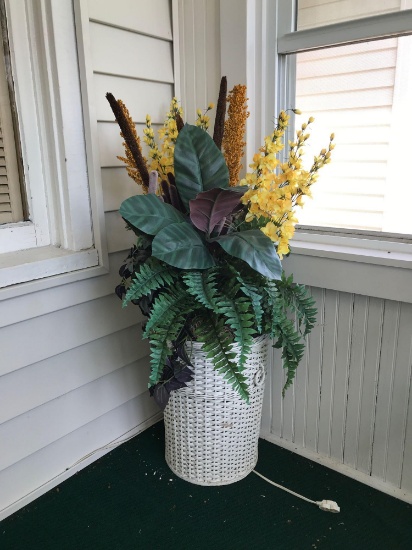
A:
[164, 336, 268, 485]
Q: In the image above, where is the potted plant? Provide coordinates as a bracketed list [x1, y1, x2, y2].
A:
[106, 78, 333, 485]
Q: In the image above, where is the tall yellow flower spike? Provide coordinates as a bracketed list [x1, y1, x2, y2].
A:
[240, 111, 334, 258]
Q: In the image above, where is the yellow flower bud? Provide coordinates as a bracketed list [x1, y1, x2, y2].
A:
[308, 116, 315, 123]
[208, 102, 215, 110]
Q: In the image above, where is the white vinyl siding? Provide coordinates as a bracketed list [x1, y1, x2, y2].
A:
[0, 0, 174, 520]
[297, 0, 404, 30]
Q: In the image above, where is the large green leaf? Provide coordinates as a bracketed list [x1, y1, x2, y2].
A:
[119, 194, 186, 235]
[152, 222, 215, 269]
[174, 124, 229, 210]
[216, 230, 282, 280]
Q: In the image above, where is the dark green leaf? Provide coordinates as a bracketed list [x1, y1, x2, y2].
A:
[174, 124, 229, 209]
[152, 222, 215, 269]
[119, 194, 186, 235]
[216, 230, 282, 280]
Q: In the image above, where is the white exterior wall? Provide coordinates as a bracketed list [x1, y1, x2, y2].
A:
[0, 0, 175, 519]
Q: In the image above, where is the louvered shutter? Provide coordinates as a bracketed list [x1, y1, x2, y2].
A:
[0, 20, 23, 225]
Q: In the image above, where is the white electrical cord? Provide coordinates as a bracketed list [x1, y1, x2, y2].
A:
[66, 432, 140, 471]
[253, 470, 340, 513]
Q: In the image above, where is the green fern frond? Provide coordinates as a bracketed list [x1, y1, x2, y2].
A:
[272, 314, 305, 396]
[123, 259, 178, 307]
[148, 316, 186, 387]
[236, 274, 265, 333]
[143, 285, 194, 338]
[195, 313, 250, 402]
[277, 273, 317, 336]
[216, 282, 256, 371]
[263, 280, 305, 395]
[182, 270, 219, 311]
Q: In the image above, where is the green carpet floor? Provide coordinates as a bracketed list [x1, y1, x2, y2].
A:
[2, 421, 412, 549]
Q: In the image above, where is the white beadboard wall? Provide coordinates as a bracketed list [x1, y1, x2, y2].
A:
[263, 288, 412, 503]
[0, 0, 175, 519]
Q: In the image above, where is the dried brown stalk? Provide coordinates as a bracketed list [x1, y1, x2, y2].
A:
[176, 113, 184, 132]
[213, 76, 227, 149]
[106, 93, 150, 191]
[222, 85, 249, 187]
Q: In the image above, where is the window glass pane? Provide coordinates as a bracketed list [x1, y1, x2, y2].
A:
[293, 36, 412, 235]
[297, 0, 407, 31]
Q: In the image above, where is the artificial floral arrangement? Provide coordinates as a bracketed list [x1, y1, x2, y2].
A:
[106, 77, 333, 409]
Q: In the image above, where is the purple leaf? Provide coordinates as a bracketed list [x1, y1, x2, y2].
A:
[189, 188, 245, 235]
[153, 384, 170, 410]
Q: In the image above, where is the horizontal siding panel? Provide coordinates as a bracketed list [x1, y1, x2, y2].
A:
[296, 49, 397, 79]
[298, 38, 398, 60]
[102, 167, 143, 213]
[0, 359, 152, 471]
[97, 121, 161, 168]
[106, 210, 137, 254]
[324, 143, 389, 162]
[0, 394, 160, 512]
[0, 294, 144, 376]
[298, 0, 401, 29]
[89, 22, 174, 83]
[298, 107, 393, 125]
[0, 326, 149, 424]
[94, 73, 173, 123]
[322, 125, 390, 145]
[311, 177, 385, 196]
[297, 68, 395, 95]
[297, 88, 393, 112]
[299, 207, 383, 231]
[0, 251, 127, 328]
[311, 160, 387, 179]
[87, 0, 172, 40]
[302, 192, 384, 213]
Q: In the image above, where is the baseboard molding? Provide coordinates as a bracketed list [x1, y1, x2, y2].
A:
[260, 431, 412, 505]
[0, 412, 163, 522]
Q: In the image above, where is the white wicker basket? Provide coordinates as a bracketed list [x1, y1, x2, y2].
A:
[164, 335, 268, 486]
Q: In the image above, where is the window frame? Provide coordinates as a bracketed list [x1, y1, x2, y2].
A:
[0, 0, 108, 293]
[219, 0, 412, 303]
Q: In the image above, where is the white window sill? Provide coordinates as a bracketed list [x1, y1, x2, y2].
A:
[291, 231, 412, 269]
[0, 245, 101, 291]
[284, 231, 412, 303]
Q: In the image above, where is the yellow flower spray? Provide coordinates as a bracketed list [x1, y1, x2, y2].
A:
[240, 110, 334, 258]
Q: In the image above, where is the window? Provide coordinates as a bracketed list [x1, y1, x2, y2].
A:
[276, 0, 412, 266]
[0, 7, 24, 225]
[219, 0, 412, 300]
[289, 1, 412, 237]
[0, 0, 105, 291]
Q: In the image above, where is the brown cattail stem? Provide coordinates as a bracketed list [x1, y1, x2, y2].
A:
[176, 113, 184, 132]
[106, 92, 150, 189]
[213, 76, 227, 150]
